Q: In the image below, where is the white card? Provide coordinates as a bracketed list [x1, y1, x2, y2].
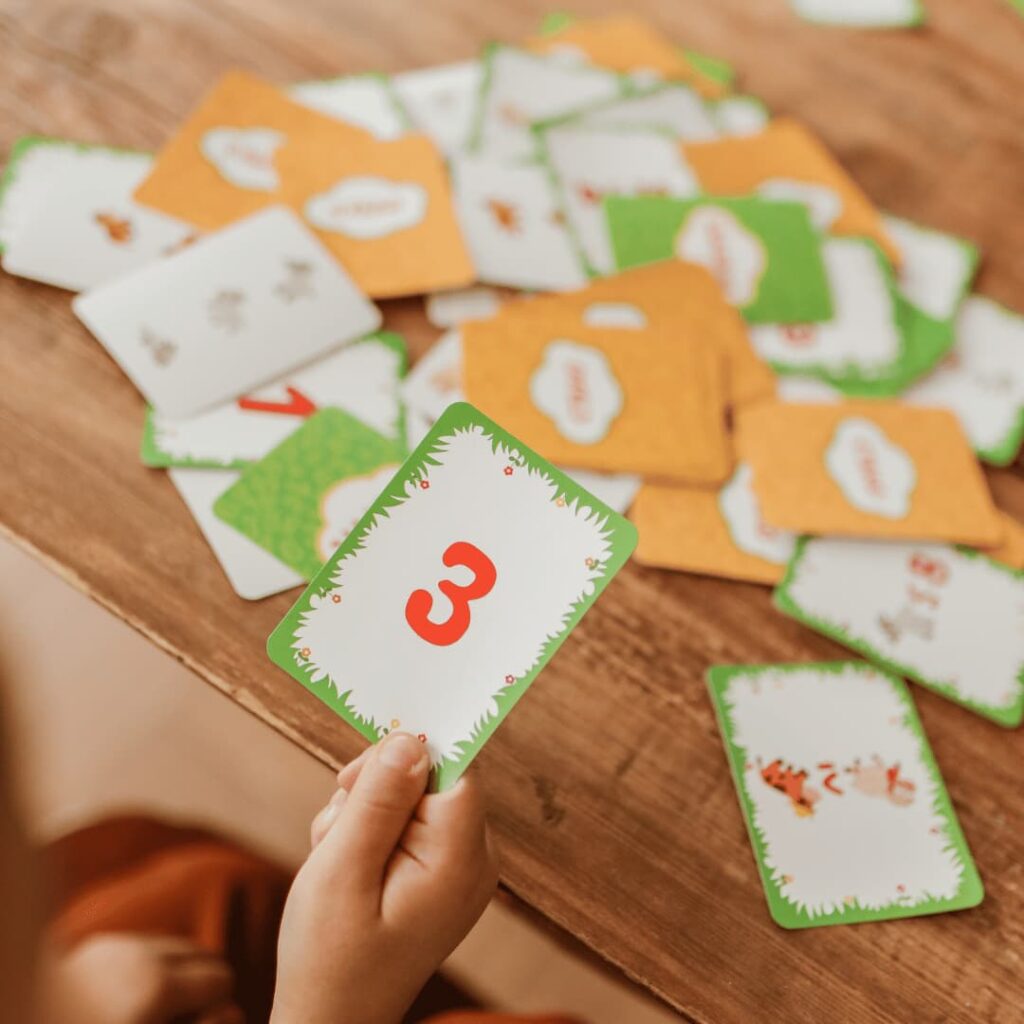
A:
[450, 154, 587, 290]
[559, 467, 641, 515]
[170, 467, 304, 600]
[750, 238, 901, 374]
[541, 124, 699, 275]
[790, 0, 922, 26]
[147, 332, 405, 467]
[1, 144, 194, 291]
[777, 537, 1024, 725]
[575, 85, 719, 141]
[73, 206, 381, 417]
[472, 46, 622, 160]
[289, 75, 410, 140]
[883, 215, 977, 321]
[400, 329, 465, 422]
[425, 286, 503, 328]
[0, 137, 74, 249]
[904, 296, 1024, 464]
[393, 61, 482, 154]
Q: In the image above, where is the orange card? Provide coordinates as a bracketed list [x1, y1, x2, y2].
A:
[632, 465, 797, 584]
[736, 401, 1002, 544]
[494, 262, 775, 409]
[682, 119, 898, 264]
[984, 511, 1024, 570]
[462, 312, 731, 483]
[134, 71, 473, 297]
[527, 14, 727, 98]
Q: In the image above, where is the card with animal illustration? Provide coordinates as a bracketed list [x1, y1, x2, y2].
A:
[170, 468, 304, 600]
[72, 206, 380, 418]
[707, 661, 983, 927]
[0, 138, 194, 291]
[538, 124, 701, 276]
[681, 119, 898, 264]
[632, 464, 796, 584]
[468, 45, 623, 159]
[133, 70, 472, 296]
[449, 154, 587, 291]
[392, 61, 482, 154]
[527, 13, 727, 97]
[213, 408, 407, 580]
[288, 73, 410, 139]
[558, 85, 720, 141]
[775, 539, 1024, 726]
[789, 0, 925, 26]
[736, 401, 1002, 544]
[461, 310, 731, 483]
[142, 331, 406, 468]
[400, 329, 465, 423]
[606, 194, 832, 324]
[905, 297, 1024, 466]
[267, 402, 637, 790]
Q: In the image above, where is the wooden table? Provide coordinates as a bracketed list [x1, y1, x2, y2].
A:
[3, 1, 1023, 1020]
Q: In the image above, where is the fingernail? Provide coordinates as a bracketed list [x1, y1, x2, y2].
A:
[378, 732, 428, 774]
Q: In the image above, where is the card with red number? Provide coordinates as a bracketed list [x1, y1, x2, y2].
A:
[267, 401, 637, 790]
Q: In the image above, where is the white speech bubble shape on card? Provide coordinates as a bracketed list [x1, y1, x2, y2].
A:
[757, 178, 842, 231]
[825, 417, 917, 519]
[718, 463, 797, 564]
[317, 463, 400, 560]
[674, 206, 766, 306]
[200, 127, 284, 191]
[529, 339, 624, 445]
[581, 302, 648, 329]
[304, 177, 428, 239]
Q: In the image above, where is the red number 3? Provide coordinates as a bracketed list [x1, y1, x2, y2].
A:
[405, 541, 497, 646]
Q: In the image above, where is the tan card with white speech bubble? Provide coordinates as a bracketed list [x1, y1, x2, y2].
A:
[632, 464, 797, 584]
[736, 401, 1002, 544]
[134, 70, 472, 296]
[682, 119, 898, 265]
[462, 311, 731, 483]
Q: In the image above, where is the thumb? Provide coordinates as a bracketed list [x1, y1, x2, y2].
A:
[319, 732, 430, 890]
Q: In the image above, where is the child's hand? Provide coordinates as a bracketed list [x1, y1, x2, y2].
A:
[270, 732, 498, 1024]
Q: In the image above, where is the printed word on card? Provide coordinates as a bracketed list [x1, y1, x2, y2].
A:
[708, 662, 982, 928]
[73, 206, 380, 418]
[267, 402, 637, 789]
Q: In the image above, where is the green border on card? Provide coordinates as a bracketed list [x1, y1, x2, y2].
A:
[706, 660, 984, 929]
[773, 538, 1024, 727]
[289, 71, 413, 132]
[140, 330, 409, 469]
[266, 401, 638, 791]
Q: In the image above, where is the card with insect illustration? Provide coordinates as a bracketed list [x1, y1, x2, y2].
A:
[288, 73, 410, 139]
[266, 402, 637, 790]
[775, 538, 1024, 726]
[607, 194, 832, 324]
[0, 137, 194, 291]
[736, 400, 1002, 545]
[707, 661, 983, 928]
[393, 61, 482, 155]
[73, 206, 380, 418]
[632, 464, 797, 585]
[682, 119, 898, 264]
[905, 297, 1024, 467]
[449, 154, 587, 291]
[142, 331, 406, 469]
[462, 308, 731, 483]
[213, 407, 407, 581]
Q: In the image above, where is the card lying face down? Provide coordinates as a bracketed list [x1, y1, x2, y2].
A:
[73, 206, 381, 417]
[707, 661, 983, 928]
[267, 402, 637, 789]
[736, 401, 1002, 545]
[775, 538, 1024, 726]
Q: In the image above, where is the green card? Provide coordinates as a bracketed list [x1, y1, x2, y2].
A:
[707, 661, 983, 929]
[605, 194, 833, 323]
[266, 402, 637, 790]
[141, 331, 407, 470]
[774, 537, 1024, 727]
[214, 408, 407, 580]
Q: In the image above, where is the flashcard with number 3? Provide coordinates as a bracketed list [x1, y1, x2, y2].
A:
[267, 402, 637, 789]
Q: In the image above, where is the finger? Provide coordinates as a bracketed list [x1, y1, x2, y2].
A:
[195, 1003, 245, 1024]
[318, 731, 430, 889]
[159, 958, 234, 1016]
[310, 786, 348, 849]
[415, 772, 488, 852]
[134, 934, 221, 961]
[336, 745, 373, 789]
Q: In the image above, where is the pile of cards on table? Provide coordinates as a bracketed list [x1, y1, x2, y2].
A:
[3, 10, 1022, 926]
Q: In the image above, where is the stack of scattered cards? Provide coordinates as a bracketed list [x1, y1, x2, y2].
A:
[2, 9, 1021, 924]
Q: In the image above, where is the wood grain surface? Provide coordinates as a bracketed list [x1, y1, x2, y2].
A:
[2, 2, 1023, 1021]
